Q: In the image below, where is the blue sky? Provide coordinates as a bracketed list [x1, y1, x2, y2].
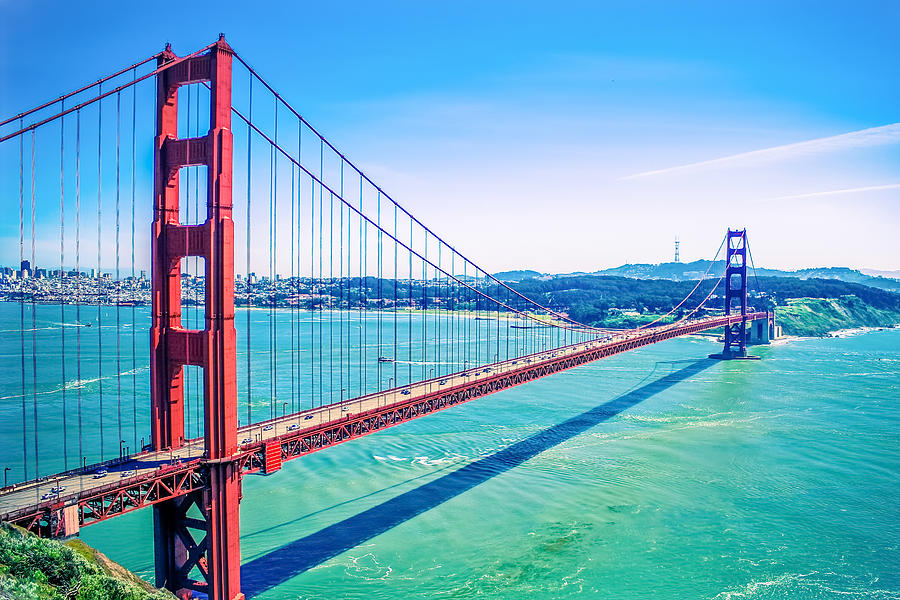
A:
[1, 1, 898, 272]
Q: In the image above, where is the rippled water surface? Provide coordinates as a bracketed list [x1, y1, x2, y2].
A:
[24, 317, 900, 598]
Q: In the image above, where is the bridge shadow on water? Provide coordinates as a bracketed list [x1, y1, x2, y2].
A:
[241, 357, 716, 597]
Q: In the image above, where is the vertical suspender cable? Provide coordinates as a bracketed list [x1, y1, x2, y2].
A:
[246, 74, 253, 426]
[329, 185, 334, 404]
[60, 103, 68, 470]
[290, 147, 296, 414]
[357, 176, 369, 397]
[310, 143, 315, 409]
[408, 218, 412, 384]
[423, 231, 427, 382]
[437, 242, 441, 377]
[75, 111, 83, 471]
[19, 119, 27, 481]
[497, 279, 501, 362]
[377, 191, 382, 392]
[31, 130, 39, 478]
[115, 91, 122, 451]
[340, 162, 345, 403]
[318, 141, 323, 407]
[97, 85, 104, 461]
[296, 120, 302, 411]
[268, 130, 274, 419]
[272, 99, 278, 419]
[130, 69, 137, 449]
[393, 203, 398, 389]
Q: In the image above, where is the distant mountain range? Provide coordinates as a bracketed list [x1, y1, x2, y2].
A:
[493, 261, 900, 293]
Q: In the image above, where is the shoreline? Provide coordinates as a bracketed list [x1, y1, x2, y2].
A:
[772, 324, 899, 346]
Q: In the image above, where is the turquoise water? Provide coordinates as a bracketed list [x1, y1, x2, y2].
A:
[3, 302, 899, 598]
[0, 302, 568, 480]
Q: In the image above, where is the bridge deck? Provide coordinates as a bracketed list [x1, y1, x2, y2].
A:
[0, 312, 767, 534]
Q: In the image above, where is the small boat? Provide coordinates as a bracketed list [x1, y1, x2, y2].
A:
[378, 356, 394, 363]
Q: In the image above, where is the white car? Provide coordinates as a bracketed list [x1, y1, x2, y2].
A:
[93, 469, 108, 479]
[240, 438, 252, 445]
[120, 470, 135, 478]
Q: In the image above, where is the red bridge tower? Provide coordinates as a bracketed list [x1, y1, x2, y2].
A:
[150, 35, 243, 600]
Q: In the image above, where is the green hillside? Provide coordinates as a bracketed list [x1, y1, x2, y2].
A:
[0, 523, 173, 600]
[775, 296, 900, 337]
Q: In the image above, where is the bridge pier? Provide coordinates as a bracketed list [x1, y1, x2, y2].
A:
[748, 312, 773, 345]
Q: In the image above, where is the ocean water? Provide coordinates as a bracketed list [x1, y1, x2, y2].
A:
[3, 303, 899, 599]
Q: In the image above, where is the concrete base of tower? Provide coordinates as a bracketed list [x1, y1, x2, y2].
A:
[708, 351, 761, 360]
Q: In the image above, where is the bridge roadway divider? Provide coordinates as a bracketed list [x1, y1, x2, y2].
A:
[1, 312, 768, 538]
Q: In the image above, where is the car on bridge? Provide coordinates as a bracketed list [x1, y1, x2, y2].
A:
[262, 424, 274, 431]
[93, 469, 108, 479]
[240, 438, 252, 445]
[287, 424, 299, 431]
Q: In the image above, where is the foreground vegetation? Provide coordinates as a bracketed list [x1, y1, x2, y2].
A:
[0, 524, 172, 600]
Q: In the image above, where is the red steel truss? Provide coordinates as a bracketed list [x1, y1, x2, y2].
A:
[239, 312, 769, 472]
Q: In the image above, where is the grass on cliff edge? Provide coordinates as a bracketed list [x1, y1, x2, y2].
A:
[0, 523, 173, 600]
[775, 295, 900, 337]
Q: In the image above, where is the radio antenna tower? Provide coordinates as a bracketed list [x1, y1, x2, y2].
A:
[674, 235, 680, 262]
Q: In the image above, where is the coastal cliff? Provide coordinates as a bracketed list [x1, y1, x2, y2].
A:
[0, 523, 172, 600]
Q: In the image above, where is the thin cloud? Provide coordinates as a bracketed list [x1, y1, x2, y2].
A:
[761, 183, 900, 203]
[621, 123, 900, 180]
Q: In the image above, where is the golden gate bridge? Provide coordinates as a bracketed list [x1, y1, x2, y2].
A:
[0, 36, 771, 600]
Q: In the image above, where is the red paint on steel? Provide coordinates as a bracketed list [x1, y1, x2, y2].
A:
[148, 35, 243, 600]
[203, 35, 243, 600]
[263, 443, 282, 474]
[150, 43, 186, 452]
